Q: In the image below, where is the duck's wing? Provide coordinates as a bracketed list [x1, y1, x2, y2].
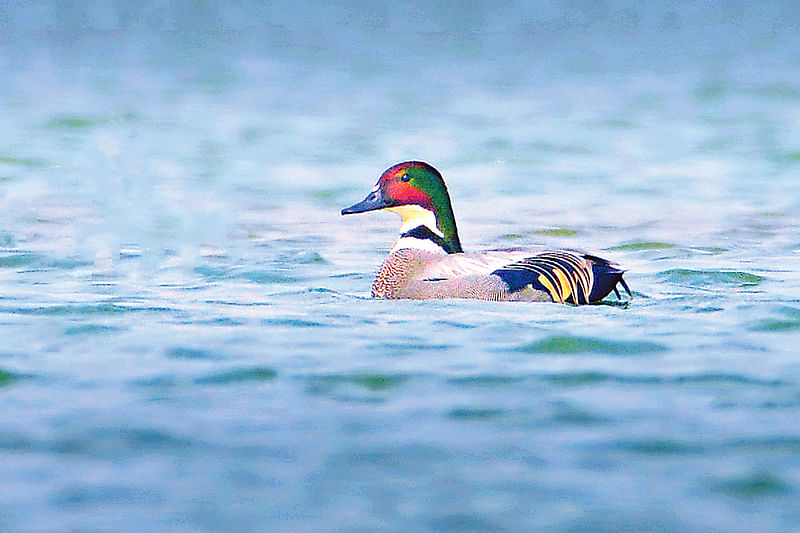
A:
[492, 251, 631, 304]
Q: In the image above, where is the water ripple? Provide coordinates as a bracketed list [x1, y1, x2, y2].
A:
[0, 252, 41, 268]
[51, 484, 164, 508]
[64, 324, 122, 336]
[261, 318, 327, 327]
[721, 436, 800, 453]
[428, 513, 505, 532]
[305, 372, 412, 400]
[659, 269, 764, 287]
[0, 368, 23, 388]
[516, 335, 668, 355]
[711, 472, 795, 499]
[0, 304, 167, 316]
[48, 427, 200, 458]
[610, 241, 676, 251]
[750, 317, 800, 332]
[446, 375, 526, 388]
[447, 406, 507, 421]
[165, 347, 227, 360]
[610, 439, 707, 456]
[194, 367, 277, 385]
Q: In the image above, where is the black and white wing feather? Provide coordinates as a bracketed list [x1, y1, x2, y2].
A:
[492, 251, 630, 304]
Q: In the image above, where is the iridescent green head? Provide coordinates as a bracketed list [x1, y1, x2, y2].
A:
[342, 161, 463, 254]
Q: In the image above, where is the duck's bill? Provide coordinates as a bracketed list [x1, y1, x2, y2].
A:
[341, 190, 389, 215]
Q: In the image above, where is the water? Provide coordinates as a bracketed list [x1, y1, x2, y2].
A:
[2, 1, 800, 531]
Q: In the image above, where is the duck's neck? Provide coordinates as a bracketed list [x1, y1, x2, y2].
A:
[386, 205, 462, 254]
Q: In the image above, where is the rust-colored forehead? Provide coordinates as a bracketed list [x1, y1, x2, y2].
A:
[378, 162, 417, 184]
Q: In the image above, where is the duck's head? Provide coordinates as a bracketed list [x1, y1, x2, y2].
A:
[342, 161, 462, 254]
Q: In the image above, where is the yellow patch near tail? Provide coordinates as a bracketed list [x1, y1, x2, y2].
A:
[553, 269, 573, 302]
[537, 274, 563, 303]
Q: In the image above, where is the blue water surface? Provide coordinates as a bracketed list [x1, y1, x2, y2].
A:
[1, 2, 800, 531]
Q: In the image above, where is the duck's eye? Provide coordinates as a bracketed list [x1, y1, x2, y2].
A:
[400, 174, 411, 182]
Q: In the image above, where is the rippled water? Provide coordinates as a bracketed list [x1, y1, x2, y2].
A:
[2, 2, 800, 531]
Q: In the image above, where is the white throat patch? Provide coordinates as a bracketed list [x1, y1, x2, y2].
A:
[385, 205, 443, 237]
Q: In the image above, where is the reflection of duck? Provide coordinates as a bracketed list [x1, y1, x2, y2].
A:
[342, 161, 630, 304]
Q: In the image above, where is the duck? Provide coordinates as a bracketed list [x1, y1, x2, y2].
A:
[341, 161, 630, 304]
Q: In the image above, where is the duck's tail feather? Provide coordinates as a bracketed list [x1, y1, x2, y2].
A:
[585, 255, 629, 303]
[619, 276, 633, 297]
[493, 251, 632, 305]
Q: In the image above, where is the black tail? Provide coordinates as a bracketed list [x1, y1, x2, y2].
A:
[583, 254, 632, 303]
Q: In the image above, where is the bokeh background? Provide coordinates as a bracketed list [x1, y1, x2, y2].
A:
[1, 1, 799, 531]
